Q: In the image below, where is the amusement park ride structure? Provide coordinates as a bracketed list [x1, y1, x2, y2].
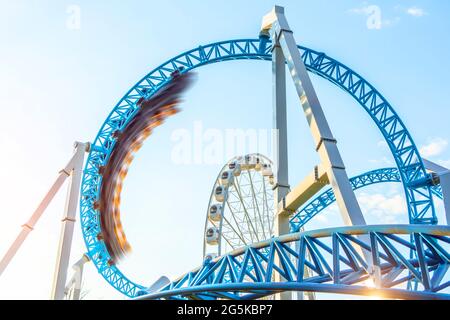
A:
[0, 6, 449, 300]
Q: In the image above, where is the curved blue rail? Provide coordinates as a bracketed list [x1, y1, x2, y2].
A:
[137, 225, 450, 300]
[79, 38, 437, 297]
[291, 168, 444, 232]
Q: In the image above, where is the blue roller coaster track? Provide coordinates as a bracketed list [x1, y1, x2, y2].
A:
[137, 225, 450, 300]
[79, 37, 443, 298]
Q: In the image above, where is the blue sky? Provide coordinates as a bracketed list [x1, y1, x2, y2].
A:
[0, 0, 449, 299]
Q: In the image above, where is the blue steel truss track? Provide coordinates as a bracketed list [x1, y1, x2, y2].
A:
[137, 225, 450, 300]
[291, 168, 444, 233]
[79, 38, 437, 297]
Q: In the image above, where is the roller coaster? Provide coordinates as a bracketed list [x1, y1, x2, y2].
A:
[1, 6, 449, 300]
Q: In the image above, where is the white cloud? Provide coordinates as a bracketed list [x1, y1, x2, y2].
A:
[369, 156, 394, 166]
[358, 192, 407, 224]
[406, 6, 427, 17]
[315, 214, 329, 224]
[420, 138, 448, 158]
[348, 5, 373, 15]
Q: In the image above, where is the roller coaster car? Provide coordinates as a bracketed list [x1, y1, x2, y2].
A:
[136, 96, 146, 107]
[171, 70, 181, 78]
[171, 67, 184, 78]
[98, 166, 106, 175]
[205, 227, 219, 245]
[93, 201, 100, 210]
[209, 204, 223, 222]
[112, 130, 123, 141]
[138, 71, 195, 111]
[220, 170, 234, 187]
[214, 186, 226, 202]
[97, 71, 196, 263]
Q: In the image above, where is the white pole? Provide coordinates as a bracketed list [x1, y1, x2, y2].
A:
[270, 29, 292, 300]
[51, 142, 88, 300]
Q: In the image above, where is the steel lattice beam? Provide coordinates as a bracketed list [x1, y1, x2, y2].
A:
[136, 225, 450, 300]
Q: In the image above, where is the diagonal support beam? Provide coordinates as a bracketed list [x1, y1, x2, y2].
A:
[262, 7, 373, 285]
[0, 142, 89, 300]
[51, 142, 89, 300]
[263, 6, 367, 228]
[0, 142, 88, 288]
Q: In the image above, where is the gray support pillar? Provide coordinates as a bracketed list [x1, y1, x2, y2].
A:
[271, 33, 292, 301]
[51, 142, 87, 300]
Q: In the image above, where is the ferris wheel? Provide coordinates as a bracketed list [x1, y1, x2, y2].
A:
[203, 153, 316, 300]
[203, 154, 275, 258]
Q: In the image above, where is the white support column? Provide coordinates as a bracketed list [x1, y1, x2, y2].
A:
[271, 28, 292, 301]
[272, 33, 291, 237]
[51, 142, 88, 300]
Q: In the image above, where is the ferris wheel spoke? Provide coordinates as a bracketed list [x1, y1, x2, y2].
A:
[219, 228, 239, 251]
[247, 170, 267, 240]
[223, 200, 253, 245]
[224, 199, 250, 246]
[234, 180, 261, 243]
[230, 175, 256, 244]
